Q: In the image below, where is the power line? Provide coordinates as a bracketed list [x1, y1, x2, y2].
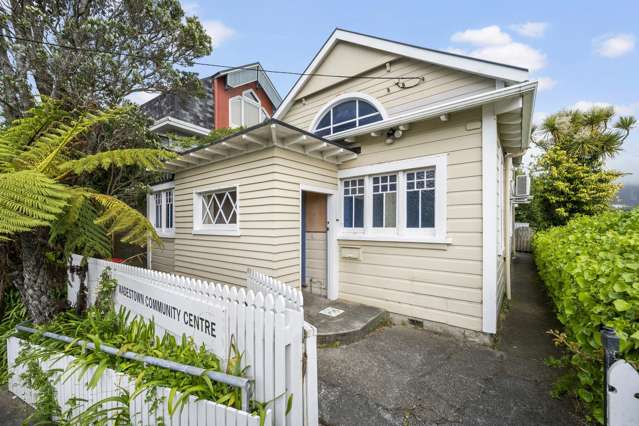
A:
[1, 34, 425, 82]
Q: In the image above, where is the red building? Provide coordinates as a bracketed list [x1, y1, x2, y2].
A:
[141, 63, 281, 138]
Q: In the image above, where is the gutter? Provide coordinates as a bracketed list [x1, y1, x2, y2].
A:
[324, 80, 538, 142]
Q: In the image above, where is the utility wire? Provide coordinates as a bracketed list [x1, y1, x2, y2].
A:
[2, 34, 425, 82]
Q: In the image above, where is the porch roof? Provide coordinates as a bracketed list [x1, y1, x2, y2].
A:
[163, 119, 358, 171]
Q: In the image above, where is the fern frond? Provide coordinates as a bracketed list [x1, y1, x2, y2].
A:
[0, 99, 68, 171]
[0, 170, 70, 238]
[87, 193, 160, 246]
[49, 188, 111, 258]
[12, 107, 126, 175]
[58, 148, 177, 175]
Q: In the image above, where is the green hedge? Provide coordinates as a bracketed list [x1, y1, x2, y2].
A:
[533, 208, 639, 423]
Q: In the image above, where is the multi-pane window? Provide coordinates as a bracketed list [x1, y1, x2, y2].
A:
[200, 189, 238, 226]
[151, 189, 174, 235]
[343, 178, 364, 228]
[229, 90, 269, 128]
[406, 169, 435, 228]
[372, 174, 397, 228]
[314, 99, 383, 137]
[339, 156, 446, 240]
[165, 190, 173, 229]
[154, 192, 163, 228]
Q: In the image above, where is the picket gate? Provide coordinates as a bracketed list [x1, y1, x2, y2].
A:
[62, 255, 318, 426]
[7, 337, 271, 425]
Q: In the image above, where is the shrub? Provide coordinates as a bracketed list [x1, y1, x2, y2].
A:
[533, 208, 639, 423]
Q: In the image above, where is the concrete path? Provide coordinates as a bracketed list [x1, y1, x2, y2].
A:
[0, 385, 31, 425]
[317, 253, 586, 425]
[304, 291, 387, 344]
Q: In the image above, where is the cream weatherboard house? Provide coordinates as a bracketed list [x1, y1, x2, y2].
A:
[147, 29, 537, 335]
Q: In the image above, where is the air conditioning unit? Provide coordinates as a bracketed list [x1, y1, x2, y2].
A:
[514, 174, 530, 197]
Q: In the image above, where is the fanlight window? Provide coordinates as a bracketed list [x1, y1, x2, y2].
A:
[314, 99, 382, 137]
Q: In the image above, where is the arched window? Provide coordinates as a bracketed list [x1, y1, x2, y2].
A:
[314, 98, 383, 137]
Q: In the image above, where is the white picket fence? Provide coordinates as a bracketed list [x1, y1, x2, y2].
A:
[8, 336, 270, 425]
[247, 269, 304, 311]
[7, 256, 318, 425]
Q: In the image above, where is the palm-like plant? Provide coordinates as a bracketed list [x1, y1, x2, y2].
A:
[0, 99, 175, 323]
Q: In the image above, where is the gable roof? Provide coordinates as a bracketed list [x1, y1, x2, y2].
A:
[209, 62, 282, 108]
[274, 28, 530, 120]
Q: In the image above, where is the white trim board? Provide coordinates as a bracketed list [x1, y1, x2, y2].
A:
[481, 104, 498, 334]
[274, 29, 529, 120]
[149, 116, 211, 136]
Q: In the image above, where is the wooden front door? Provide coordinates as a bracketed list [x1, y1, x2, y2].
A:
[302, 192, 327, 296]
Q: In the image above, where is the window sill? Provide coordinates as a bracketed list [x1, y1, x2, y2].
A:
[192, 228, 241, 236]
[337, 233, 451, 246]
[156, 231, 176, 238]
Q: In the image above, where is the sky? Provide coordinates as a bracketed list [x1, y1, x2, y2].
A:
[135, 0, 639, 183]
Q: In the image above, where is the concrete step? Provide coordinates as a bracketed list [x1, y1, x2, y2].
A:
[302, 292, 388, 345]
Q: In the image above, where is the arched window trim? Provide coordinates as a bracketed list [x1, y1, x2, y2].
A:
[309, 93, 388, 135]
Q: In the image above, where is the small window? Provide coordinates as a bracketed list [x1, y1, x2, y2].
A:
[201, 189, 237, 225]
[343, 178, 364, 229]
[150, 188, 175, 236]
[314, 98, 383, 137]
[165, 191, 173, 229]
[194, 187, 240, 235]
[406, 169, 435, 228]
[229, 90, 268, 128]
[230, 97, 242, 128]
[154, 192, 163, 228]
[372, 174, 397, 228]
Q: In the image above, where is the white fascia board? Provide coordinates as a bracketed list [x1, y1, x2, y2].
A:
[324, 81, 538, 141]
[150, 116, 211, 136]
[274, 30, 530, 120]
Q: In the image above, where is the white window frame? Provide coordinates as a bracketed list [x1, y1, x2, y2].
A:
[148, 181, 175, 238]
[337, 154, 448, 244]
[310, 93, 388, 137]
[229, 89, 267, 128]
[192, 184, 240, 236]
[341, 177, 365, 233]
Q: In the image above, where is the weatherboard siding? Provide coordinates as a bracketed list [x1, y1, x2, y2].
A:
[171, 146, 337, 288]
[336, 109, 484, 331]
[270, 147, 338, 286]
[151, 238, 175, 273]
[282, 50, 494, 132]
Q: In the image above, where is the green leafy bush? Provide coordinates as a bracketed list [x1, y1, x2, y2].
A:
[0, 288, 27, 384]
[533, 208, 639, 422]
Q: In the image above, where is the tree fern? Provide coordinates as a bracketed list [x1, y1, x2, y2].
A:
[58, 149, 177, 175]
[0, 100, 68, 171]
[0, 170, 69, 238]
[90, 193, 161, 247]
[27, 109, 122, 175]
[49, 189, 111, 258]
[0, 99, 165, 254]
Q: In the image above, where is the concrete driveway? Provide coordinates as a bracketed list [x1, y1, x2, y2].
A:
[317, 254, 586, 426]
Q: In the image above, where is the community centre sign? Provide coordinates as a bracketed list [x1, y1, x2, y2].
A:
[114, 276, 227, 357]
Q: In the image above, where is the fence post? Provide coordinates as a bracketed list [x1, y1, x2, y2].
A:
[601, 326, 620, 426]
